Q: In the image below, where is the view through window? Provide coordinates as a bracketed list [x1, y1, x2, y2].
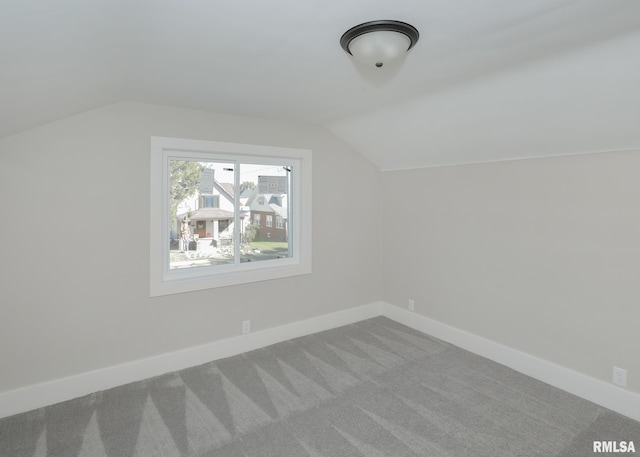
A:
[169, 160, 291, 270]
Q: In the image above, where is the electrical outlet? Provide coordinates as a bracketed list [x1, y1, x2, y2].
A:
[613, 366, 627, 387]
[242, 320, 251, 334]
[408, 299, 415, 312]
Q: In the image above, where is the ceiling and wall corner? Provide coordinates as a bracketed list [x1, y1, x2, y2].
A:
[1, 0, 639, 170]
[329, 30, 640, 170]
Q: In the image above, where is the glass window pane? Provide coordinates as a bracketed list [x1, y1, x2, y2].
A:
[239, 163, 291, 263]
[169, 160, 236, 269]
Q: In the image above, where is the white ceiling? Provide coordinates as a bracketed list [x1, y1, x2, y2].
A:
[2, 0, 639, 169]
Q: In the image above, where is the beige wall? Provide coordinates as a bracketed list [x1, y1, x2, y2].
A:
[0, 102, 382, 392]
[2, 100, 638, 400]
[381, 150, 640, 393]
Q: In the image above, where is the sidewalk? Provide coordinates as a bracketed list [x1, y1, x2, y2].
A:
[169, 249, 232, 269]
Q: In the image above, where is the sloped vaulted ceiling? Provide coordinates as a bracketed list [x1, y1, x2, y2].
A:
[1, 0, 639, 169]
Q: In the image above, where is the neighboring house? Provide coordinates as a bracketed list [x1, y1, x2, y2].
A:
[175, 179, 288, 250]
[239, 186, 254, 207]
[245, 185, 288, 241]
[176, 180, 235, 248]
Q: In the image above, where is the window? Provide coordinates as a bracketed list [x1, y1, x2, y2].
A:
[200, 195, 219, 208]
[276, 215, 284, 229]
[218, 219, 229, 234]
[151, 137, 312, 296]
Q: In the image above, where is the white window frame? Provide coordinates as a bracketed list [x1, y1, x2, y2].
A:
[266, 214, 273, 227]
[150, 137, 312, 296]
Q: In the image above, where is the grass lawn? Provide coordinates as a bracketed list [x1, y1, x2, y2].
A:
[248, 240, 288, 254]
[241, 240, 288, 262]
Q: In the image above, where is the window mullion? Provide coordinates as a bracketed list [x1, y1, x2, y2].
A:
[288, 165, 293, 258]
[234, 162, 240, 265]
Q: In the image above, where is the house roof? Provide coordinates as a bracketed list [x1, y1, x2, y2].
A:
[2, 1, 639, 169]
[269, 204, 287, 219]
[249, 193, 287, 217]
[178, 208, 234, 221]
[216, 182, 234, 199]
[239, 188, 254, 199]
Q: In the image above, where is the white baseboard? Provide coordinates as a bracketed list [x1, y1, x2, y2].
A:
[380, 302, 640, 422]
[2, 300, 639, 423]
[0, 302, 383, 419]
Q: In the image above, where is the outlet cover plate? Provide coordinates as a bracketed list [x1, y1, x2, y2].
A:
[613, 366, 627, 387]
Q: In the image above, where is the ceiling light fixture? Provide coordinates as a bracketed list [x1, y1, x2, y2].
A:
[340, 20, 419, 69]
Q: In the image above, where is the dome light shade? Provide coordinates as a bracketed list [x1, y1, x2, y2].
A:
[340, 20, 419, 69]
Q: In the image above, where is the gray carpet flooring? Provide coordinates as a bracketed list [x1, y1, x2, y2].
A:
[1, 317, 638, 456]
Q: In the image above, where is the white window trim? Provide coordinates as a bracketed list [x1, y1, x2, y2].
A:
[150, 137, 312, 297]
